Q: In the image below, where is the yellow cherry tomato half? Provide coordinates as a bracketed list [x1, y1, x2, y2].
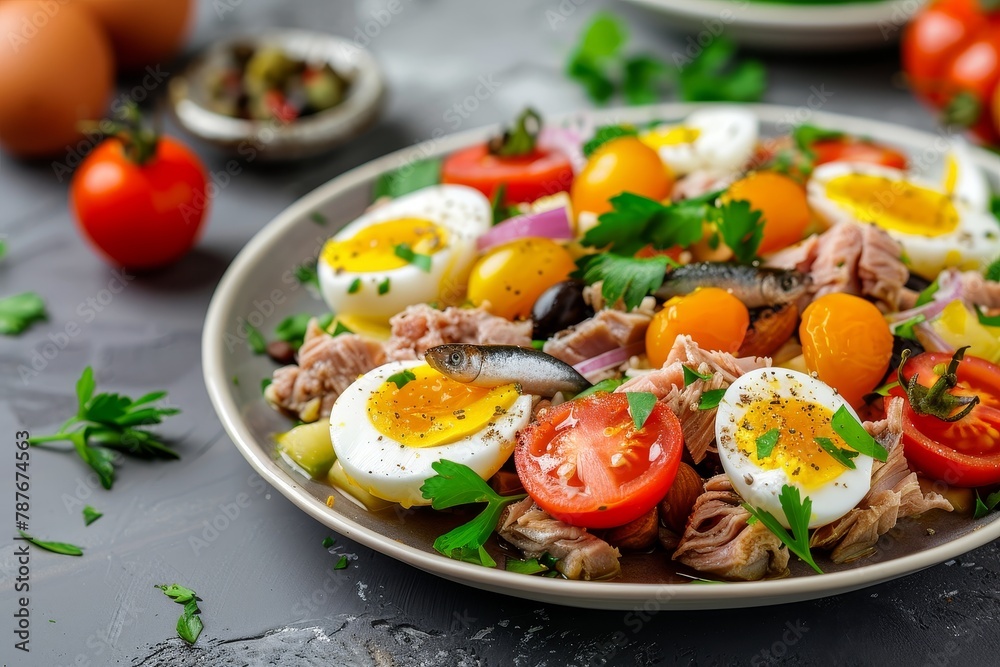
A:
[645, 287, 750, 368]
[570, 137, 674, 217]
[725, 171, 811, 255]
[799, 293, 893, 408]
[467, 238, 576, 320]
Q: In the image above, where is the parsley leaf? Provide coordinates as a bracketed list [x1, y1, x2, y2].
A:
[894, 314, 927, 340]
[394, 243, 433, 272]
[830, 405, 887, 461]
[814, 436, 859, 469]
[574, 377, 625, 399]
[792, 124, 844, 156]
[322, 536, 335, 548]
[581, 192, 705, 255]
[973, 489, 1000, 519]
[348, 278, 362, 294]
[626, 392, 657, 429]
[985, 258, 1000, 283]
[331, 320, 353, 336]
[155, 584, 203, 644]
[756, 429, 780, 459]
[623, 54, 672, 105]
[18, 531, 83, 556]
[310, 211, 327, 226]
[245, 324, 266, 354]
[0, 291, 47, 335]
[378, 278, 391, 295]
[915, 278, 939, 307]
[274, 313, 314, 349]
[583, 125, 638, 158]
[27, 366, 180, 489]
[677, 38, 766, 103]
[373, 158, 441, 199]
[386, 369, 416, 389]
[82, 505, 103, 526]
[713, 200, 764, 264]
[573, 253, 670, 311]
[294, 261, 320, 289]
[261, 378, 272, 394]
[977, 306, 1000, 327]
[743, 485, 822, 574]
[682, 365, 713, 386]
[420, 459, 526, 566]
[334, 555, 349, 570]
[566, 12, 626, 104]
[491, 184, 517, 224]
[698, 388, 726, 410]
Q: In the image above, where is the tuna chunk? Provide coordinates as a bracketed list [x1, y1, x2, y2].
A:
[958, 271, 1000, 310]
[766, 222, 907, 311]
[543, 309, 651, 366]
[617, 336, 770, 463]
[265, 319, 386, 421]
[673, 475, 790, 581]
[497, 498, 621, 580]
[810, 397, 953, 563]
[384, 304, 532, 360]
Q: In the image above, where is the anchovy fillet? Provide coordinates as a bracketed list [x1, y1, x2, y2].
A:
[425, 344, 592, 397]
[654, 262, 809, 308]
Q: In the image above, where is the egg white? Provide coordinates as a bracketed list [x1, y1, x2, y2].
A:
[330, 360, 532, 508]
[808, 161, 1000, 280]
[940, 138, 990, 212]
[715, 368, 874, 529]
[641, 107, 758, 177]
[318, 185, 493, 320]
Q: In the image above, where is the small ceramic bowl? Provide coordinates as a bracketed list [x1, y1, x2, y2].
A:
[168, 30, 385, 161]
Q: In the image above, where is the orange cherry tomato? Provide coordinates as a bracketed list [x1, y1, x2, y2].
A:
[570, 137, 673, 217]
[725, 171, 810, 256]
[799, 293, 893, 408]
[645, 287, 750, 368]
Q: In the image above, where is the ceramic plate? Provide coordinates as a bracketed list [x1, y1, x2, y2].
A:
[203, 103, 1000, 610]
[622, 0, 925, 52]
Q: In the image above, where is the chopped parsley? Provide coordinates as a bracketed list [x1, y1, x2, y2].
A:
[378, 278, 391, 295]
[491, 183, 517, 224]
[914, 278, 939, 307]
[294, 261, 320, 289]
[755, 429, 780, 459]
[334, 555, 349, 570]
[973, 489, 1000, 519]
[245, 324, 267, 354]
[348, 278, 362, 294]
[386, 369, 416, 389]
[583, 125, 638, 157]
[274, 313, 333, 350]
[82, 505, 103, 526]
[27, 366, 180, 489]
[573, 253, 671, 312]
[574, 377, 626, 399]
[682, 365, 714, 386]
[743, 484, 822, 574]
[18, 531, 83, 556]
[155, 584, 204, 644]
[893, 314, 926, 340]
[814, 436, 859, 470]
[792, 124, 844, 158]
[0, 291, 47, 335]
[984, 257, 1000, 283]
[697, 388, 726, 411]
[830, 405, 888, 461]
[626, 392, 657, 429]
[419, 459, 527, 568]
[310, 211, 328, 226]
[373, 157, 442, 199]
[261, 378, 272, 394]
[331, 320, 353, 336]
[322, 536, 335, 548]
[394, 243, 433, 272]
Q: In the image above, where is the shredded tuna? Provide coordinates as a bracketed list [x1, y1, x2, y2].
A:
[617, 336, 769, 463]
[810, 398, 953, 563]
[766, 222, 907, 311]
[497, 498, 621, 580]
[958, 271, 1000, 310]
[383, 304, 532, 360]
[670, 170, 737, 201]
[673, 475, 790, 581]
[265, 319, 386, 421]
[543, 309, 651, 366]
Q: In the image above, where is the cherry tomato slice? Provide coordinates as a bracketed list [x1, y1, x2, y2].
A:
[890, 352, 1000, 487]
[811, 138, 909, 170]
[514, 392, 683, 528]
[441, 144, 573, 204]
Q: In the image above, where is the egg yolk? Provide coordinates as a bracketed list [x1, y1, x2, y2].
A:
[321, 218, 447, 272]
[824, 174, 960, 237]
[733, 397, 854, 490]
[366, 365, 520, 448]
[639, 125, 701, 150]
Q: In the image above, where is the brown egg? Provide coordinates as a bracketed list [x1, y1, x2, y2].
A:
[0, 1, 114, 158]
[73, 0, 193, 71]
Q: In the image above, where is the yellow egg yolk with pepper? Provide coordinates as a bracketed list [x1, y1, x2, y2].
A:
[321, 218, 447, 272]
[732, 397, 855, 490]
[366, 365, 520, 448]
[824, 173, 960, 237]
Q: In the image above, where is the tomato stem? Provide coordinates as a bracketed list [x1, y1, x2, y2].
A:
[897, 346, 981, 422]
[488, 107, 541, 157]
[97, 101, 160, 166]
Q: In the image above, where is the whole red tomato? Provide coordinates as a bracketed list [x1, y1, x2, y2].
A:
[71, 131, 209, 270]
[903, 0, 1000, 144]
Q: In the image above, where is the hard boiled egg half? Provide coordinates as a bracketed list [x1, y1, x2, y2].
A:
[808, 160, 1000, 280]
[318, 185, 492, 321]
[639, 107, 758, 177]
[330, 360, 532, 507]
[715, 368, 874, 529]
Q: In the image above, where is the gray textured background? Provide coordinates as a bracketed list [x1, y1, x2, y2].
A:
[2, 0, 1000, 665]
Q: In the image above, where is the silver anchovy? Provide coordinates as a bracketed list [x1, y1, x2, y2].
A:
[654, 262, 811, 308]
[424, 344, 592, 397]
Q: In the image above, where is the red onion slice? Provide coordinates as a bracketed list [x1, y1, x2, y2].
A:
[572, 342, 646, 379]
[887, 269, 964, 326]
[477, 207, 573, 252]
[914, 322, 955, 353]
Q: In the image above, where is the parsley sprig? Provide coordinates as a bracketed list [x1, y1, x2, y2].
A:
[0, 291, 47, 335]
[155, 584, 204, 644]
[27, 367, 180, 489]
[420, 460, 527, 567]
[743, 484, 822, 574]
[573, 253, 671, 311]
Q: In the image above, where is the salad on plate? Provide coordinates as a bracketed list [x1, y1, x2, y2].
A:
[258, 106, 1000, 583]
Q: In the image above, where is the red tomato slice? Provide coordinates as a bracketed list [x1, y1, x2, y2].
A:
[441, 144, 574, 204]
[514, 393, 683, 528]
[811, 138, 909, 170]
[890, 352, 1000, 487]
